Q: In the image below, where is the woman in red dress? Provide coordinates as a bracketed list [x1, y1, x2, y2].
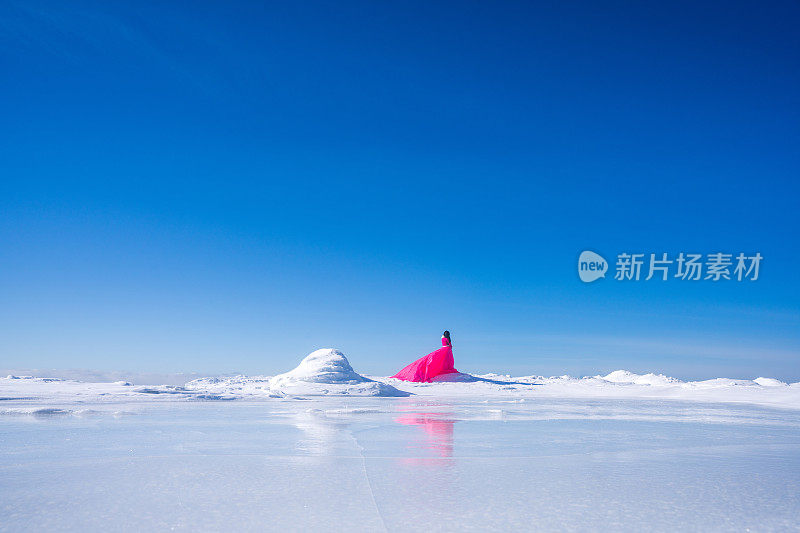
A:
[392, 330, 459, 382]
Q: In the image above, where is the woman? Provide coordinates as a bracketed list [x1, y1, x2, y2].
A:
[392, 330, 458, 382]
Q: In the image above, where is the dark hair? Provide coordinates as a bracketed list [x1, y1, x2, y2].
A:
[443, 330, 451, 344]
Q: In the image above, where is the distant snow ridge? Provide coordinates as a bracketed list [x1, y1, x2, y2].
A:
[595, 371, 792, 390]
[5, 375, 62, 382]
[754, 377, 788, 387]
[269, 349, 408, 397]
[602, 370, 680, 386]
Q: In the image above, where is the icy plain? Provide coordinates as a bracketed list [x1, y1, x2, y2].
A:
[2, 354, 799, 532]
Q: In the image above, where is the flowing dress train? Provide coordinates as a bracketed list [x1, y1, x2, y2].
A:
[392, 337, 458, 382]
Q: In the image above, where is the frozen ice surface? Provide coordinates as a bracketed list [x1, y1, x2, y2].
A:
[2, 373, 800, 532]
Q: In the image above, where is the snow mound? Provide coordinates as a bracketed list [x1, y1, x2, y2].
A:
[689, 378, 760, 388]
[269, 349, 408, 397]
[754, 377, 787, 387]
[271, 349, 366, 384]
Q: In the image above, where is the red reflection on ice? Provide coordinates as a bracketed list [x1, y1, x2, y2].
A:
[395, 413, 456, 460]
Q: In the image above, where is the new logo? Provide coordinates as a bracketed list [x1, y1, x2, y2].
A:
[578, 251, 607, 283]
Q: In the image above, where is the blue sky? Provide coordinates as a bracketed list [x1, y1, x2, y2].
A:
[1, 0, 799, 380]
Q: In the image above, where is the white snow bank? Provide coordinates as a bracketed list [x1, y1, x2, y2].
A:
[1, 367, 797, 409]
[384, 370, 800, 409]
[269, 349, 408, 397]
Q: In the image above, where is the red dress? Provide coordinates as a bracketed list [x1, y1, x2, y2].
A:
[391, 337, 458, 382]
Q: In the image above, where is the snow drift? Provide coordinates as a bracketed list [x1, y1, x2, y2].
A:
[268, 349, 408, 397]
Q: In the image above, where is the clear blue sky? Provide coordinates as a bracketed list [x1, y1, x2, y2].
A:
[1, 0, 798, 380]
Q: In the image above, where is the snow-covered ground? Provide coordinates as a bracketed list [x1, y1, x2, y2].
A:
[2, 351, 799, 531]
